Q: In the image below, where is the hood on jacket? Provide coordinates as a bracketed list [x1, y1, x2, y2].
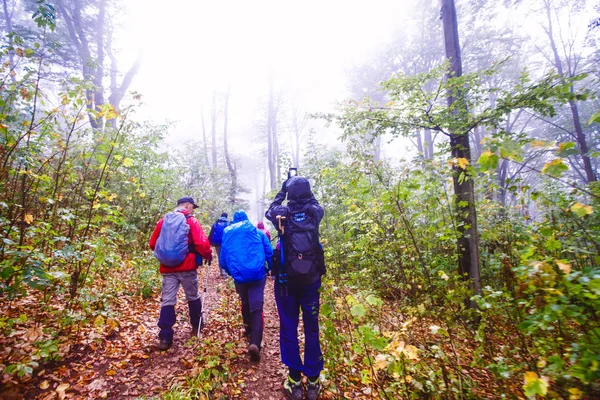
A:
[233, 210, 249, 223]
[217, 216, 228, 223]
[286, 176, 313, 203]
[257, 221, 265, 229]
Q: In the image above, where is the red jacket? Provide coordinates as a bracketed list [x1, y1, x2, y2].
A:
[149, 210, 212, 274]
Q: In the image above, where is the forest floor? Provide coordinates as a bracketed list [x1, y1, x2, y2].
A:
[0, 263, 328, 399]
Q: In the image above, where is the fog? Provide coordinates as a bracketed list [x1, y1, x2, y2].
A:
[115, 0, 420, 221]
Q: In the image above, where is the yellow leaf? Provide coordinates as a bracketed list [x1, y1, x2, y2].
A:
[523, 371, 549, 397]
[568, 387, 583, 400]
[106, 318, 119, 331]
[40, 380, 50, 389]
[405, 375, 413, 383]
[457, 157, 469, 169]
[56, 383, 70, 400]
[530, 139, 549, 148]
[24, 214, 34, 224]
[556, 261, 572, 275]
[373, 354, 388, 371]
[94, 315, 105, 327]
[402, 345, 419, 360]
[570, 202, 593, 217]
[105, 369, 117, 376]
[388, 340, 405, 358]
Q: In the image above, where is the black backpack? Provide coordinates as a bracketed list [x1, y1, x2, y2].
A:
[281, 203, 326, 285]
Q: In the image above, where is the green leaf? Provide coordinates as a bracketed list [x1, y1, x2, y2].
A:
[541, 159, 568, 178]
[588, 111, 600, 125]
[366, 294, 383, 307]
[545, 238, 562, 252]
[523, 372, 548, 397]
[351, 304, 367, 318]
[477, 150, 499, 172]
[556, 142, 579, 157]
[570, 202, 593, 218]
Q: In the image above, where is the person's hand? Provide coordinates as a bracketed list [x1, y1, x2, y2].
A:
[204, 255, 213, 266]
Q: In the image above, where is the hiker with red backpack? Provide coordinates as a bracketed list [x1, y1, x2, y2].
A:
[208, 212, 230, 278]
[149, 197, 213, 351]
[220, 210, 273, 362]
[266, 175, 326, 400]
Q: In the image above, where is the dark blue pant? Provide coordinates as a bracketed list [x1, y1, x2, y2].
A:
[275, 279, 323, 378]
[235, 277, 266, 347]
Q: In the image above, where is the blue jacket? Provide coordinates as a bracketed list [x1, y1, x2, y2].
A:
[220, 210, 273, 284]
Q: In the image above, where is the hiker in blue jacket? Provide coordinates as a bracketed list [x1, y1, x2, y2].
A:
[266, 176, 325, 400]
[220, 210, 273, 361]
[208, 212, 229, 278]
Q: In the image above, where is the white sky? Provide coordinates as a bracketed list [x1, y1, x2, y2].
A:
[122, 0, 412, 151]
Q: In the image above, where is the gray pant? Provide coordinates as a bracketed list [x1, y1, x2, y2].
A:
[160, 270, 200, 307]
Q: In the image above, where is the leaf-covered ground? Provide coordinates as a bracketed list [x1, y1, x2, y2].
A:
[0, 264, 334, 399]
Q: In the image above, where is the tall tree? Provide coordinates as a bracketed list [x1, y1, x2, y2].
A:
[266, 78, 281, 189]
[210, 90, 218, 168]
[223, 84, 237, 205]
[441, 0, 482, 304]
[539, 0, 596, 183]
[289, 100, 307, 168]
[55, 0, 141, 128]
[200, 106, 209, 167]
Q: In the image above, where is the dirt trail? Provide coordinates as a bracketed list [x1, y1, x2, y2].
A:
[234, 277, 288, 400]
[4, 263, 290, 399]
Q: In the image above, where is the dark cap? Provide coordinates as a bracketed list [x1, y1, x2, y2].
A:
[221, 212, 228, 218]
[177, 196, 199, 209]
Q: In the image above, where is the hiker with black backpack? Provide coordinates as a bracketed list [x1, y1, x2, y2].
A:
[219, 210, 273, 362]
[149, 197, 213, 351]
[266, 175, 325, 400]
[208, 212, 229, 278]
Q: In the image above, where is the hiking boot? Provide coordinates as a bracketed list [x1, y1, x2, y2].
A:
[248, 344, 261, 362]
[306, 378, 321, 400]
[157, 338, 172, 351]
[283, 376, 303, 400]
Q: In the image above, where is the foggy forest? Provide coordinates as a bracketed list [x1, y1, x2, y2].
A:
[0, 0, 599, 398]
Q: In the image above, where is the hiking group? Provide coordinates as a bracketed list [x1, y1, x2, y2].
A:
[149, 175, 325, 400]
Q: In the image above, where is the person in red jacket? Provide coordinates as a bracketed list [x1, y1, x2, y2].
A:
[149, 196, 213, 351]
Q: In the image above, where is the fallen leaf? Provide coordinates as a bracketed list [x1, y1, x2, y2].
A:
[56, 383, 70, 400]
[25, 326, 43, 342]
[40, 380, 50, 389]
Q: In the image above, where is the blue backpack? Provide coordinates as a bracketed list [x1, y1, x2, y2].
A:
[211, 220, 228, 245]
[154, 211, 191, 267]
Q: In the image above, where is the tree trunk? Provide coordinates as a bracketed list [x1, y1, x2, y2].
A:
[441, 0, 482, 306]
[291, 104, 306, 167]
[416, 130, 424, 158]
[424, 128, 433, 159]
[267, 81, 276, 189]
[201, 107, 209, 167]
[211, 91, 218, 169]
[223, 85, 236, 205]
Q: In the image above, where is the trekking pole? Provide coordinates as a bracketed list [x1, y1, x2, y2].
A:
[276, 215, 288, 295]
[198, 260, 210, 337]
[276, 215, 286, 234]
